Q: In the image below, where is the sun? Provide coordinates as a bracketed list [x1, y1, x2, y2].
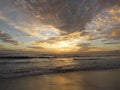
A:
[31, 32, 82, 53]
[41, 40, 81, 53]
[52, 41, 71, 48]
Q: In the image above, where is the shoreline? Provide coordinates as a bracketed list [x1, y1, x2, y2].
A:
[0, 67, 120, 79]
[0, 69, 120, 90]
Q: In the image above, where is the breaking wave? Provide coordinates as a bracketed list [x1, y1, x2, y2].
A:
[0, 55, 120, 79]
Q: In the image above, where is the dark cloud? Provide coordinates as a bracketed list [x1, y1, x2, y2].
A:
[82, 24, 120, 41]
[77, 43, 91, 51]
[0, 45, 3, 47]
[0, 30, 21, 45]
[104, 26, 120, 40]
[28, 46, 45, 50]
[77, 43, 103, 51]
[96, 25, 120, 41]
[104, 41, 120, 45]
[14, 0, 119, 33]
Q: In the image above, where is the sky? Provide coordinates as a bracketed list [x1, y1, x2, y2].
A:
[0, 0, 120, 54]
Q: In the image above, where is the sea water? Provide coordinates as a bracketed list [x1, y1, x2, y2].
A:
[0, 55, 120, 78]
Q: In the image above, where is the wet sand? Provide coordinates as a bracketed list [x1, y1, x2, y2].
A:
[0, 69, 120, 90]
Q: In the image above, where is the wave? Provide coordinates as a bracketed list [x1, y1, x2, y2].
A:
[0, 59, 120, 79]
[0, 56, 54, 59]
[0, 61, 38, 65]
[0, 54, 119, 59]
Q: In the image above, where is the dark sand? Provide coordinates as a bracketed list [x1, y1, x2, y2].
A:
[0, 69, 120, 90]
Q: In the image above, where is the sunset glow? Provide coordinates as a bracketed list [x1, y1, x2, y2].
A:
[0, 0, 120, 54]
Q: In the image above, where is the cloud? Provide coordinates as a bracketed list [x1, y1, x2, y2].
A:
[0, 45, 3, 47]
[76, 43, 104, 52]
[0, 13, 61, 39]
[0, 0, 119, 38]
[29, 32, 82, 53]
[0, 30, 21, 45]
[9, 23, 61, 39]
[13, 0, 119, 33]
[83, 5, 120, 41]
[32, 32, 81, 46]
[103, 26, 120, 40]
[104, 41, 120, 45]
[86, 25, 120, 41]
[0, 0, 119, 52]
[0, 1, 61, 39]
[0, 44, 3, 47]
[28, 46, 45, 50]
[30, 33, 104, 53]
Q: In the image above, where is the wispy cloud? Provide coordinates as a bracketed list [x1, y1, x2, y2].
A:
[1, 0, 119, 39]
[84, 5, 120, 41]
[104, 41, 120, 45]
[0, 30, 21, 45]
[13, 0, 119, 33]
[28, 46, 45, 50]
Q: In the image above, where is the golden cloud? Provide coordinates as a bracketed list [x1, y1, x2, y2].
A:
[29, 32, 82, 53]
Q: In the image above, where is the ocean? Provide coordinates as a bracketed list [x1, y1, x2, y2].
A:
[0, 54, 120, 79]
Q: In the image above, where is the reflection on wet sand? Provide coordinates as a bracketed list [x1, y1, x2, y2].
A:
[0, 69, 120, 90]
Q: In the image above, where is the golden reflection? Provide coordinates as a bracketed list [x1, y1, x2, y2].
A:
[53, 58, 76, 67]
[42, 71, 84, 90]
